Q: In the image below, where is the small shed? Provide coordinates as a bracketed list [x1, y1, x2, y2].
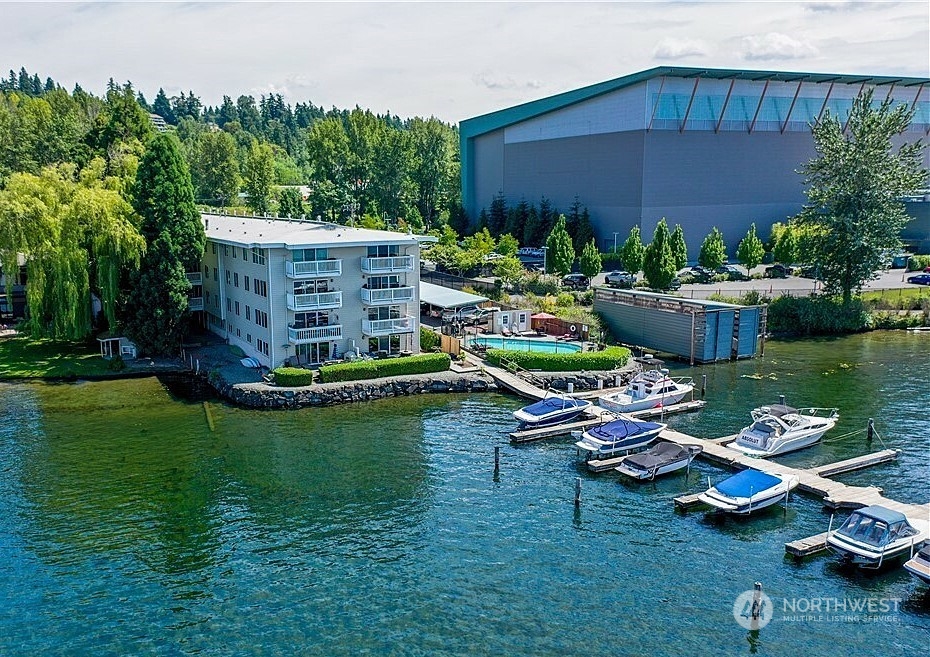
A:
[491, 309, 531, 334]
[97, 335, 138, 360]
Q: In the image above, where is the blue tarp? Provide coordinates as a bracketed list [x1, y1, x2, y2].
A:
[588, 418, 663, 441]
[715, 469, 782, 498]
[520, 396, 588, 416]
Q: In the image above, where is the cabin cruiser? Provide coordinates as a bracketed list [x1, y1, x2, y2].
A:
[573, 417, 666, 459]
[903, 545, 930, 584]
[826, 505, 928, 569]
[513, 391, 592, 428]
[615, 442, 703, 480]
[726, 404, 839, 457]
[598, 369, 694, 414]
[698, 469, 798, 514]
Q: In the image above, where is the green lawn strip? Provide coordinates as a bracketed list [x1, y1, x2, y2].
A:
[0, 337, 113, 378]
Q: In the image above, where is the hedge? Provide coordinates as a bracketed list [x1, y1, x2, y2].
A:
[485, 346, 631, 372]
[272, 366, 315, 387]
[420, 326, 440, 351]
[319, 352, 451, 383]
[766, 296, 870, 335]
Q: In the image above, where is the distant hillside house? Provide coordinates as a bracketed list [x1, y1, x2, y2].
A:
[149, 113, 169, 132]
[461, 66, 930, 257]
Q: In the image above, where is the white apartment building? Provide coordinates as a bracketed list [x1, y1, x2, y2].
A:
[198, 213, 420, 368]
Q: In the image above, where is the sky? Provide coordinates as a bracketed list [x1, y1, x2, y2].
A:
[2, 1, 928, 124]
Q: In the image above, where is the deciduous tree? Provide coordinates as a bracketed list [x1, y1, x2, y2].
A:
[546, 215, 575, 276]
[670, 223, 688, 269]
[579, 239, 602, 278]
[736, 223, 765, 274]
[243, 141, 276, 214]
[698, 227, 727, 270]
[619, 225, 645, 274]
[642, 219, 676, 290]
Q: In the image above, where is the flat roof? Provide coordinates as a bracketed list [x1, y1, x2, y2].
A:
[420, 282, 488, 308]
[202, 213, 419, 249]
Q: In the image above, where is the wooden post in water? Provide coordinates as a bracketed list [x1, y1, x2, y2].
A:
[494, 446, 500, 472]
[701, 374, 707, 398]
[867, 418, 874, 444]
[574, 477, 582, 507]
[750, 582, 764, 630]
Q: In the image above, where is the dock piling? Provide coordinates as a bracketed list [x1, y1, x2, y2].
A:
[701, 374, 706, 398]
[494, 446, 500, 472]
[574, 477, 582, 507]
[751, 582, 764, 630]
[867, 418, 874, 444]
[778, 394, 786, 407]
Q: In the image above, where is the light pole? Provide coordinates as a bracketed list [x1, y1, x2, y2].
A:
[541, 246, 548, 274]
[613, 232, 619, 253]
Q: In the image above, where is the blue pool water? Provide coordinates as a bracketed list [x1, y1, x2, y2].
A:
[469, 336, 582, 353]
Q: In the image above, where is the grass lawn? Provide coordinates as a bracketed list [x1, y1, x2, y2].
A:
[861, 287, 930, 309]
[0, 336, 114, 378]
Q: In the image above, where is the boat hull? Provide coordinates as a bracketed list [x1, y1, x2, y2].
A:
[513, 407, 587, 428]
[574, 433, 658, 458]
[615, 453, 695, 480]
[727, 425, 833, 458]
[698, 472, 799, 515]
[826, 535, 924, 568]
[904, 549, 930, 584]
[598, 390, 689, 414]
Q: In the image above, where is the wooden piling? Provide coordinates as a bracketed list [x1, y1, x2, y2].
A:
[574, 477, 582, 507]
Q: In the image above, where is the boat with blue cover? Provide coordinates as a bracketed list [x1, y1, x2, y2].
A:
[826, 505, 928, 569]
[573, 417, 666, 458]
[698, 468, 798, 514]
[512, 391, 592, 428]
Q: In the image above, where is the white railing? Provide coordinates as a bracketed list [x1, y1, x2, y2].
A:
[361, 255, 414, 273]
[362, 315, 415, 336]
[186, 272, 203, 285]
[286, 291, 343, 311]
[286, 259, 342, 278]
[188, 296, 204, 311]
[287, 324, 343, 343]
[361, 286, 415, 305]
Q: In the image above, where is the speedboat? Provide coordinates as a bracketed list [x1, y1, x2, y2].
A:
[598, 369, 693, 414]
[904, 545, 930, 584]
[826, 505, 928, 569]
[615, 442, 703, 480]
[573, 417, 666, 459]
[513, 391, 592, 428]
[698, 469, 798, 514]
[726, 404, 839, 458]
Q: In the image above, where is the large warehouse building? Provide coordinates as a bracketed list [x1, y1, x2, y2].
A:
[460, 67, 930, 256]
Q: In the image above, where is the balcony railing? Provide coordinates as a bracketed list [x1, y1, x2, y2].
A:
[362, 315, 415, 337]
[361, 286, 415, 305]
[186, 272, 203, 285]
[361, 255, 414, 273]
[286, 291, 343, 311]
[188, 296, 204, 311]
[288, 324, 343, 344]
[286, 259, 342, 278]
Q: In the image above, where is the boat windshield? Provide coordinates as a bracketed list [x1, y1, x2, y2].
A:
[837, 513, 890, 547]
[750, 418, 782, 435]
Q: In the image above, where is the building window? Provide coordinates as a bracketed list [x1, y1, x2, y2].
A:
[213, 268, 218, 282]
[203, 264, 209, 276]
[234, 273, 239, 288]
[235, 301, 240, 316]
[254, 279, 268, 297]
[224, 245, 229, 257]
[255, 309, 268, 329]
[232, 247, 237, 259]
[211, 243, 216, 255]
[245, 305, 251, 321]
[205, 291, 211, 304]
[367, 245, 399, 258]
[252, 247, 265, 265]
[367, 275, 399, 289]
[225, 270, 231, 285]
[243, 247, 249, 260]
[293, 248, 328, 262]
[256, 338, 269, 356]
[247, 333, 252, 343]
[227, 298, 232, 312]
[236, 328, 241, 337]
[245, 276, 250, 292]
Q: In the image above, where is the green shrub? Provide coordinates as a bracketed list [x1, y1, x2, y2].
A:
[420, 326, 440, 352]
[767, 295, 870, 335]
[319, 353, 450, 383]
[907, 255, 930, 271]
[578, 290, 594, 306]
[555, 292, 575, 307]
[523, 272, 560, 296]
[869, 311, 928, 329]
[273, 366, 315, 386]
[486, 346, 631, 372]
[107, 354, 126, 372]
[600, 252, 624, 270]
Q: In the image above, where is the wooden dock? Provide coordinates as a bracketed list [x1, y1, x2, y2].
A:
[785, 532, 831, 558]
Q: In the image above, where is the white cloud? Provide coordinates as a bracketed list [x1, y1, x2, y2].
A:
[472, 71, 542, 92]
[653, 37, 711, 60]
[740, 33, 820, 61]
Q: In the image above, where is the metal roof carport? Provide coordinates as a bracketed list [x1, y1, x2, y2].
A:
[419, 282, 488, 309]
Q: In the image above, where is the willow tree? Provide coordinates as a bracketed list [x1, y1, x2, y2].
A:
[0, 165, 144, 339]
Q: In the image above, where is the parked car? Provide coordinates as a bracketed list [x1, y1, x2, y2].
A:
[716, 264, 749, 281]
[561, 273, 590, 290]
[907, 273, 930, 286]
[665, 277, 682, 291]
[441, 305, 481, 322]
[764, 264, 791, 279]
[605, 270, 636, 288]
[682, 266, 714, 284]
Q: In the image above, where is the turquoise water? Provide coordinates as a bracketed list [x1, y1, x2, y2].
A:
[0, 332, 928, 655]
[469, 336, 582, 353]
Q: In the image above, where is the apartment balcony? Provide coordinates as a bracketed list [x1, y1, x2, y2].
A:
[361, 286, 415, 305]
[361, 255, 414, 273]
[286, 291, 343, 311]
[185, 272, 203, 285]
[361, 315, 416, 337]
[286, 259, 342, 278]
[187, 296, 204, 311]
[288, 324, 344, 344]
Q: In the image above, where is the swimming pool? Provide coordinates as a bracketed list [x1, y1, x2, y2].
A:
[468, 336, 582, 353]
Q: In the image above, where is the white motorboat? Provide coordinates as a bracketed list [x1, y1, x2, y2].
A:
[573, 417, 666, 459]
[698, 468, 798, 514]
[598, 369, 693, 414]
[615, 442, 703, 480]
[826, 505, 928, 569]
[726, 404, 839, 457]
[903, 545, 930, 584]
[513, 390, 592, 428]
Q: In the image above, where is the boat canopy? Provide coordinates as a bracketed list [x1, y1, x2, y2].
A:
[587, 418, 664, 441]
[520, 396, 588, 416]
[765, 404, 797, 418]
[715, 469, 782, 497]
[852, 505, 908, 525]
[624, 442, 689, 469]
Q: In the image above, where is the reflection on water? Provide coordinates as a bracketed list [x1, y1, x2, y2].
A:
[0, 331, 928, 656]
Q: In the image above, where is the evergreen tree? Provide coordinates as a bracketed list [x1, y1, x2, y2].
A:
[572, 206, 595, 254]
[89, 83, 153, 158]
[243, 141, 276, 214]
[488, 192, 507, 235]
[579, 239, 602, 278]
[642, 219, 677, 290]
[619, 225, 645, 274]
[736, 223, 765, 275]
[523, 204, 542, 247]
[698, 227, 727, 270]
[538, 197, 555, 238]
[546, 215, 575, 276]
[496, 233, 519, 256]
[152, 88, 175, 124]
[190, 130, 240, 206]
[670, 223, 688, 269]
[278, 187, 305, 218]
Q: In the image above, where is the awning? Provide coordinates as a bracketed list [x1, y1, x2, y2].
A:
[419, 282, 488, 309]
[531, 312, 557, 319]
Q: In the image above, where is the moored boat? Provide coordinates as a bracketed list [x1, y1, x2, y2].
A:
[826, 505, 928, 569]
[726, 404, 839, 458]
[573, 417, 666, 459]
[903, 545, 930, 584]
[513, 391, 592, 428]
[615, 442, 703, 480]
[698, 468, 798, 514]
[598, 369, 693, 414]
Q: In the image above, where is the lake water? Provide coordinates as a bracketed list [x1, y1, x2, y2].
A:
[1, 332, 928, 655]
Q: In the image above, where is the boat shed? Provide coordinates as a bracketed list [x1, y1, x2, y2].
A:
[593, 287, 766, 363]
